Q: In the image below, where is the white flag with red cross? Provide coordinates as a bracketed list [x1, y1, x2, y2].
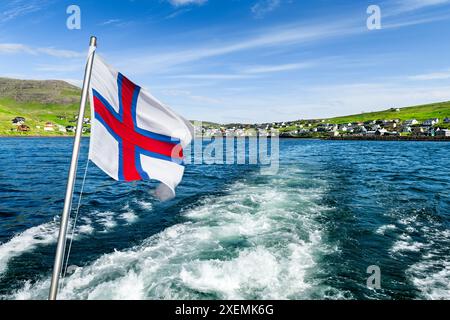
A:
[88, 56, 193, 200]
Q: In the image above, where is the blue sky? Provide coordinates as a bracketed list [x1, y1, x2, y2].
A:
[1, 0, 450, 123]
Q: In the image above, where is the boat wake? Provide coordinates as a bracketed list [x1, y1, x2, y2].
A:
[5, 167, 339, 300]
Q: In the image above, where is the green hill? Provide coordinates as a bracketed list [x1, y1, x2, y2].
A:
[0, 77, 84, 136]
[324, 101, 450, 124]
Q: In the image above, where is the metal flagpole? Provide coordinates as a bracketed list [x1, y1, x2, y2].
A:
[49, 36, 97, 300]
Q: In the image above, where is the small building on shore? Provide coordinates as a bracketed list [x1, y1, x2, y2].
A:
[57, 125, 67, 133]
[44, 122, 54, 132]
[412, 127, 425, 135]
[402, 126, 412, 133]
[423, 118, 439, 126]
[17, 124, 30, 132]
[66, 126, 76, 133]
[12, 117, 25, 125]
[436, 129, 450, 137]
[375, 129, 388, 136]
[404, 119, 419, 126]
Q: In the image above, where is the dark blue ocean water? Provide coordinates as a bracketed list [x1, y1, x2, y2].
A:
[0, 138, 449, 300]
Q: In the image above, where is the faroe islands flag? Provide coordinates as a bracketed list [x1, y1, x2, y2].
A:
[88, 56, 193, 200]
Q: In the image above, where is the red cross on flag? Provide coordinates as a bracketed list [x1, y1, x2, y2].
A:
[88, 56, 194, 200]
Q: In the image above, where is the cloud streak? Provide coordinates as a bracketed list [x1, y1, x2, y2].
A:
[408, 69, 450, 80]
[0, 43, 83, 58]
[168, 0, 207, 7]
[251, 0, 281, 18]
[241, 62, 314, 74]
[121, 19, 362, 74]
[0, 0, 45, 23]
[393, 0, 450, 12]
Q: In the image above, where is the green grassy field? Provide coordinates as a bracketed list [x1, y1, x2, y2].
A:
[0, 78, 87, 136]
[324, 101, 450, 124]
[278, 101, 450, 133]
[0, 98, 88, 136]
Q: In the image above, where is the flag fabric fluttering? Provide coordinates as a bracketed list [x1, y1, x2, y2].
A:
[88, 55, 193, 200]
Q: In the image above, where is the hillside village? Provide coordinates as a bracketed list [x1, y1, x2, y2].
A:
[6, 113, 450, 139]
[10, 115, 91, 134]
[199, 116, 450, 138]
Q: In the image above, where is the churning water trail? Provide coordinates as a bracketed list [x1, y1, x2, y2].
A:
[7, 163, 339, 300]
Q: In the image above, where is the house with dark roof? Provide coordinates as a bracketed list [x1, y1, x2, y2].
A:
[12, 117, 25, 125]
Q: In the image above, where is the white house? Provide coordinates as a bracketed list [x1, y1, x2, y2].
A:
[12, 117, 25, 125]
[44, 122, 54, 132]
[402, 126, 412, 133]
[404, 119, 418, 126]
[330, 131, 340, 137]
[375, 129, 388, 136]
[423, 118, 439, 126]
[371, 124, 381, 131]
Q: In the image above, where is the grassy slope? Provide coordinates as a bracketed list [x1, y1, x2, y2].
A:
[278, 101, 450, 133]
[324, 101, 450, 124]
[0, 78, 87, 136]
[0, 98, 86, 136]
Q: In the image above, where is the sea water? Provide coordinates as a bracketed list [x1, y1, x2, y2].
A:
[0, 138, 449, 300]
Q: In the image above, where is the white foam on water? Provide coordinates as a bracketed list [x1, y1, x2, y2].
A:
[376, 224, 396, 235]
[0, 220, 58, 276]
[7, 168, 338, 300]
[137, 200, 153, 210]
[408, 257, 450, 300]
[0, 207, 137, 276]
[391, 211, 450, 299]
[121, 211, 138, 224]
[96, 211, 118, 230]
[405, 225, 450, 299]
[78, 224, 94, 235]
[390, 240, 425, 254]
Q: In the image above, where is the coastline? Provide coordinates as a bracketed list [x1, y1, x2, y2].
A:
[0, 134, 88, 138]
[324, 136, 450, 142]
[1, 135, 449, 142]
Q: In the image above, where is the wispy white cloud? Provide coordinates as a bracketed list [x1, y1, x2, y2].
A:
[0, 0, 45, 24]
[35, 63, 83, 73]
[0, 43, 32, 54]
[168, 0, 207, 7]
[168, 73, 257, 80]
[251, 0, 281, 18]
[162, 88, 221, 104]
[118, 1, 450, 75]
[383, 12, 450, 29]
[241, 62, 314, 74]
[36, 47, 84, 59]
[393, 0, 450, 12]
[408, 69, 450, 80]
[99, 19, 122, 26]
[121, 20, 362, 74]
[0, 43, 83, 58]
[165, 8, 191, 19]
[162, 61, 313, 83]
